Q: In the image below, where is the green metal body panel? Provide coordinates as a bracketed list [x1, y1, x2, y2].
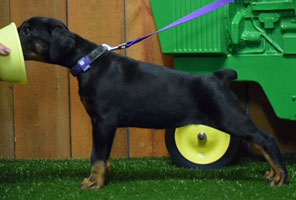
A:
[150, 0, 296, 121]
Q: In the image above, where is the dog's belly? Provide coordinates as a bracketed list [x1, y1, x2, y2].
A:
[118, 114, 193, 129]
[118, 112, 185, 129]
[116, 96, 201, 129]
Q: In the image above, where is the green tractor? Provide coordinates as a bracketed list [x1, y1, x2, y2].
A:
[150, 0, 296, 168]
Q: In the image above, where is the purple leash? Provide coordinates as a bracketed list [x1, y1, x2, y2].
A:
[71, 0, 235, 76]
[104, 0, 235, 51]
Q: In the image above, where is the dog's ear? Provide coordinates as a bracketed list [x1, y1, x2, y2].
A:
[49, 25, 76, 62]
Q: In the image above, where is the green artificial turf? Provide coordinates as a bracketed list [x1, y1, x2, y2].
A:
[0, 156, 296, 200]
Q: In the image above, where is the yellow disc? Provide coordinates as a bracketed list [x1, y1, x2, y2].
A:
[175, 125, 231, 165]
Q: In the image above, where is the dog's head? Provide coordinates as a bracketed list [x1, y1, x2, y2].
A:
[18, 17, 76, 64]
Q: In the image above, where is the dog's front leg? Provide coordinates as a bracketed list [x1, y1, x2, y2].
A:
[81, 122, 116, 190]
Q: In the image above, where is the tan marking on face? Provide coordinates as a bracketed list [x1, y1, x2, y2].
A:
[35, 43, 43, 53]
[27, 52, 45, 62]
[28, 52, 38, 59]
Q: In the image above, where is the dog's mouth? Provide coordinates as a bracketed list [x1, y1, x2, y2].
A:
[23, 51, 48, 62]
[17, 34, 48, 62]
[17, 28, 28, 60]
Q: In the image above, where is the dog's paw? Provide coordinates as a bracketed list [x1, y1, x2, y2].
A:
[80, 176, 105, 190]
[268, 171, 290, 187]
[264, 169, 275, 180]
[80, 161, 109, 190]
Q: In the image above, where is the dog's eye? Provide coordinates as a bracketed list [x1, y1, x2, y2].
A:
[22, 28, 30, 36]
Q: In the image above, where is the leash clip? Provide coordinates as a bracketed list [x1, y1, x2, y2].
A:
[102, 43, 127, 51]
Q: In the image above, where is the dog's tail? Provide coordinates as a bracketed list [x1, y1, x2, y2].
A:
[213, 69, 237, 83]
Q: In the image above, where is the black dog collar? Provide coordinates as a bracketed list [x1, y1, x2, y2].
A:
[70, 45, 107, 76]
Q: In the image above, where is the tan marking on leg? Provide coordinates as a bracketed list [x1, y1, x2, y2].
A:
[264, 168, 275, 180]
[81, 161, 110, 190]
[252, 144, 283, 186]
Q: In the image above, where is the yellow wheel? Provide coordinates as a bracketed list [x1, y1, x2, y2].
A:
[165, 125, 240, 169]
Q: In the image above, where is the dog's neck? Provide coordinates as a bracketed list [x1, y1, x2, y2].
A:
[59, 34, 101, 69]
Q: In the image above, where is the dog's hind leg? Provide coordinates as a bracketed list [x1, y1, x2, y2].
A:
[81, 120, 116, 190]
[241, 130, 288, 186]
[220, 117, 289, 186]
[250, 140, 289, 186]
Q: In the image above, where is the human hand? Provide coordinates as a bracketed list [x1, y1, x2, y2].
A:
[0, 43, 11, 56]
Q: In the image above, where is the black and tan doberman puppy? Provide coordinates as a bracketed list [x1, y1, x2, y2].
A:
[18, 17, 289, 189]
